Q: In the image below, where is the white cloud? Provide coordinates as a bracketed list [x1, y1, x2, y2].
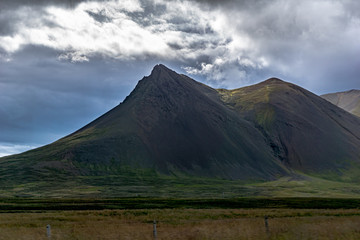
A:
[0, 0, 359, 89]
[0, 0, 250, 83]
[0, 35, 25, 53]
[0, 144, 38, 157]
[0, 0, 171, 61]
[0, 0, 229, 63]
[58, 52, 89, 62]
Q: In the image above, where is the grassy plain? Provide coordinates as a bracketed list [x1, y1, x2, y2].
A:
[1, 208, 360, 239]
[2, 173, 360, 198]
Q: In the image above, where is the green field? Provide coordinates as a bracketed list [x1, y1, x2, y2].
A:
[2, 172, 360, 198]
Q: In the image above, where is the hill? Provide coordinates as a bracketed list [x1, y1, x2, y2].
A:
[218, 79, 360, 175]
[322, 90, 360, 117]
[1, 65, 360, 198]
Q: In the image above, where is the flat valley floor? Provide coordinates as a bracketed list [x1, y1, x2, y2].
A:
[1, 208, 360, 239]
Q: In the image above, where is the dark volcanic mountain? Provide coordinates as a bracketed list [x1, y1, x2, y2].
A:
[322, 90, 360, 117]
[2, 65, 360, 193]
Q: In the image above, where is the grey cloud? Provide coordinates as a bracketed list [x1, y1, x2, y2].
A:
[343, 1, 360, 18]
[0, 0, 86, 10]
[140, 0, 167, 16]
[127, 1, 166, 27]
[192, 0, 360, 92]
[0, 45, 162, 146]
[86, 10, 112, 23]
[0, 5, 53, 36]
[185, 57, 283, 89]
[192, 0, 271, 11]
[168, 39, 219, 51]
[0, 0, 96, 36]
[0, 11, 16, 35]
[303, 49, 360, 94]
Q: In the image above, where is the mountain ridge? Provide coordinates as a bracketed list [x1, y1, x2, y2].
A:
[322, 89, 360, 117]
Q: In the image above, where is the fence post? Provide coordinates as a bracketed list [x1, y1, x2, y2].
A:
[153, 220, 157, 239]
[264, 215, 269, 234]
[46, 224, 51, 238]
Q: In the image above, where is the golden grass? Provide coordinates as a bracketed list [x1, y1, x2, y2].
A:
[1, 209, 360, 239]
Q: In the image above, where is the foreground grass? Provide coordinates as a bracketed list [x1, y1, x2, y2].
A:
[1, 208, 360, 239]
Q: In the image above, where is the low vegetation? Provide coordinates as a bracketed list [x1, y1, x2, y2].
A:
[2, 172, 360, 198]
[1, 208, 360, 239]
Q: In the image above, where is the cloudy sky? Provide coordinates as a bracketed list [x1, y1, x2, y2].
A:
[0, 0, 359, 156]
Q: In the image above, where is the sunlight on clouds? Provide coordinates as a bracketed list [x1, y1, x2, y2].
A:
[0, 0, 170, 61]
[0, 0, 229, 63]
[0, 0, 359, 88]
[0, 0, 243, 82]
[46, 3, 170, 60]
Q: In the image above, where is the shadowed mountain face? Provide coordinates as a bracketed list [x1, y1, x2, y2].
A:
[2, 65, 360, 185]
[322, 90, 360, 117]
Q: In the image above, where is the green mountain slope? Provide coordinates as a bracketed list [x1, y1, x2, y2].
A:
[322, 89, 360, 117]
[1, 65, 360, 197]
[218, 79, 360, 176]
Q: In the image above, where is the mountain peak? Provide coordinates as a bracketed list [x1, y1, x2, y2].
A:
[262, 77, 285, 84]
[144, 64, 178, 84]
[150, 64, 172, 75]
